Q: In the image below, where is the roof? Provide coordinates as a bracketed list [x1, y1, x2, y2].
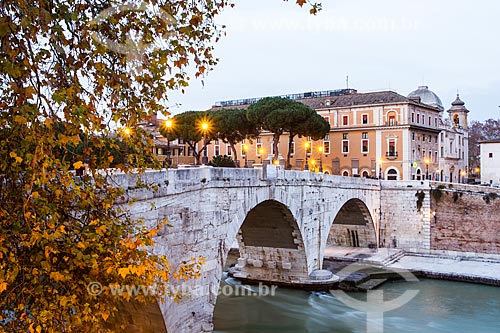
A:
[299, 90, 434, 109]
[479, 139, 500, 144]
[407, 86, 444, 111]
[212, 90, 441, 111]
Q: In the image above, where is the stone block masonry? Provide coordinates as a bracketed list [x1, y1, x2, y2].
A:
[430, 183, 500, 255]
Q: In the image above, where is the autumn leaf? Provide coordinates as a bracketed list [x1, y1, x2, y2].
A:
[73, 161, 83, 169]
[296, 0, 307, 7]
[118, 267, 129, 279]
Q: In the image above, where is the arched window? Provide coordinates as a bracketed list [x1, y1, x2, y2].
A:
[386, 111, 397, 126]
[362, 170, 369, 178]
[453, 114, 459, 126]
[386, 168, 399, 181]
[342, 170, 349, 177]
[416, 168, 422, 181]
[324, 170, 330, 175]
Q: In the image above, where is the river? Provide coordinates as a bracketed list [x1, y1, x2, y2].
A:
[213, 272, 500, 333]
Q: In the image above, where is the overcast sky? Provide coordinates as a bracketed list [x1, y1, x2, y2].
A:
[166, 0, 500, 121]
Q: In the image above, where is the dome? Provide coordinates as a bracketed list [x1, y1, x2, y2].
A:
[448, 94, 469, 113]
[407, 86, 444, 111]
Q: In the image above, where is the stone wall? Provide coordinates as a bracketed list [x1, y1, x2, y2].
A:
[379, 181, 431, 253]
[430, 183, 500, 255]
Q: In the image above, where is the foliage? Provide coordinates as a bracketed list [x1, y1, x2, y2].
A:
[0, 0, 234, 331]
[415, 191, 425, 211]
[0, 0, 321, 331]
[162, 111, 216, 165]
[431, 185, 446, 203]
[208, 155, 236, 168]
[468, 119, 500, 169]
[211, 108, 260, 166]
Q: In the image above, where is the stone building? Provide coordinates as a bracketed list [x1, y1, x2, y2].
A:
[202, 86, 469, 181]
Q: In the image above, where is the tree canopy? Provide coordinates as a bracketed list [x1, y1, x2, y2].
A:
[468, 118, 500, 168]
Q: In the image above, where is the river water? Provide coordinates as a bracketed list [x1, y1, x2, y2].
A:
[213, 273, 500, 333]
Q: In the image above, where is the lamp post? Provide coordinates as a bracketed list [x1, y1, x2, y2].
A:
[165, 119, 172, 168]
[242, 144, 248, 168]
[460, 170, 467, 184]
[425, 158, 430, 180]
[258, 147, 264, 164]
[201, 122, 209, 165]
[318, 145, 323, 173]
[123, 127, 132, 169]
[378, 158, 383, 179]
[304, 141, 310, 171]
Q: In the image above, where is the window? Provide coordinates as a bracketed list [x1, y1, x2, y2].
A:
[417, 114, 420, 123]
[343, 133, 348, 140]
[188, 147, 194, 157]
[226, 145, 232, 156]
[441, 133, 444, 142]
[428, 116, 431, 126]
[214, 145, 220, 156]
[290, 142, 295, 155]
[362, 139, 369, 153]
[435, 136, 438, 143]
[342, 140, 349, 153]
[435, 151, 438, 162]
[412, 132, 415, 141]
[342, 170, 349, 177]
[435, 118, 438, 127]
[324, 116, 330, 125]
[429, 135, 432, 143]
[362, 114, 368, 124]
[423, 134, 426, 142]
[323, 141, 330, 154]
[324, 134, 330, 140]
[388, 112, 396, 126]
[256, 143, 263, 156]
[411, 113, 415, 122]
[490, 153, 494, 158]
[342, 115, 349, 126]
[361, 132, 369, 153]
[306, 142, 312, 154]
[388, 140, 396, 157]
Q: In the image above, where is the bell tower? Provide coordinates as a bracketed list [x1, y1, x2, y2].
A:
[447, 94, 469, 130]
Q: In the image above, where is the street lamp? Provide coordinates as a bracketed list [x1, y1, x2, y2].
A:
[425, 158, 430, 180]
[258, 147, 264, 164]
[318, 145, 323, 173]
[378, 158, 383, 179]
[242, 144, 248, 168]
[123, 127, 132, 168]
[460, 170, 467, 183]
[165, 119, 173, 168]
[200, 122, 209, 165]
[304, 141, 310, 171]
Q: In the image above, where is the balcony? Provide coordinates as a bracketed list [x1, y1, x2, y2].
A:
[386, 151, 398, 159]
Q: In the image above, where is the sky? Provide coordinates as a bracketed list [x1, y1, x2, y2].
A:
[166, 0, 500, 121]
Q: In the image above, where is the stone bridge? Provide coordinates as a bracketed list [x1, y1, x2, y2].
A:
[109, 167, 500, 333]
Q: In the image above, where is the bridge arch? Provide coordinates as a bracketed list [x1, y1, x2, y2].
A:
[234, 199, 309, 283]
[324, 198, 377, 249]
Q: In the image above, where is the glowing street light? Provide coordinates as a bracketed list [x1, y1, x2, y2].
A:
[318, 145, 324, 173]
[242, 144, 248, 168]
[304, 141, 310, 171]
[258, 147, 264, 164]
[200, 122, 209, 165]
[165, 119, 173, 168]
[425, 158, 430, 180]
[123, 127, 132, 168]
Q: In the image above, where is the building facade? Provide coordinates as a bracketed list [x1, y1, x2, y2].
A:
[480, 139, 500, 186]
[202, 87, 469, 181]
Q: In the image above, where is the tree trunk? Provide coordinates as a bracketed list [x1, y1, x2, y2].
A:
[230, 141, 238, 167]
[286, 133, 296, 170]
[272, 132, 281, 163]
[188, 141, 200, 165]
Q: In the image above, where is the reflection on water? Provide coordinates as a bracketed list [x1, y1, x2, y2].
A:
[213, 274, 500, 333]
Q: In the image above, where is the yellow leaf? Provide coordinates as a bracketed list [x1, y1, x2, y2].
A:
[73, 161, 83, 169]
[50, 271, 66, 282]
[36, 325, 42, 333]
[101, 312, 110, 321]
[32, 191, 39, 200]
[118, 267, 129, 279]
[108, 155, 114, 163]
[96, 225, 107, 236]
[0, 281, 7, 294]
